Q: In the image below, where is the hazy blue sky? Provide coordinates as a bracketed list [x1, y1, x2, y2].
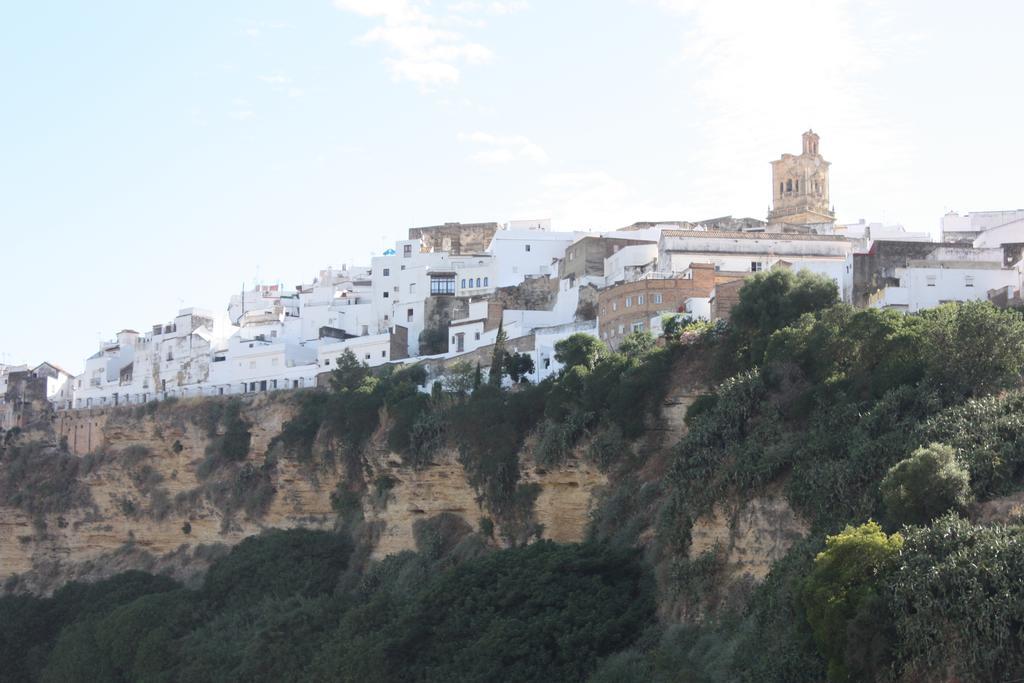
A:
[2, 0, 1022, 372]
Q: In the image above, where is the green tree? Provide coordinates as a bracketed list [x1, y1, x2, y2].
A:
[802, 521, 903, 682]
[619, 330, 656, 358]
[503, 351, 535, 383]
[880, 443, 972, 527]
[727, 269, 839, 370]
[488, 320, 508, 387]
[554, 333, 607, 371]
[443, 360, 477, 396]
[329, 349, 371, 392]
[918, 301, 1024, 401]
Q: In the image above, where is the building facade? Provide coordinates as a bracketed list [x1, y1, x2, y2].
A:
[767, 130, 834, 226]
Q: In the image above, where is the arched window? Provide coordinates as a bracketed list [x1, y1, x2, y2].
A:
[476, 277, 481, 287]
[795, 179, 799, 192]
[779, 182, 784, 196]
[786, 179, 792, 192]
[483, 277, 488, 286]
[461, 278, 466, 288]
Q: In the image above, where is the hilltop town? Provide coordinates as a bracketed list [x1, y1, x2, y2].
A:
[3, 130, 1023, 428]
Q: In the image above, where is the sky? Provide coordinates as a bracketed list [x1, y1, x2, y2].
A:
[2, 0, 1022, 373]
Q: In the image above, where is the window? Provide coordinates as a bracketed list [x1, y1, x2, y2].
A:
[637, 294, 645, 305]
[324, 358, 331, 366]
[270, 330, 277, 337]
[383, 291, 389, 298]
[965, 275, 975, 288]
[476, 277, 481, 287]
[795, 179, 800, 192]
[569, 251, 574, 261]
[617, 324, 624, 334]
[525, 244, 531, 252]
[631, 321, 645, 333]
[393, 286, 399, 292]
[409, 283, 415, 293]
[361, 324, 369, 335]
[384, 314, 389, 320]
[474, 332, 481, 340]
[407, 308, 414, 322]
[653, 293, 663, 304]
[625, 296, 632, 307]
[430, 274, 456, 295]
[401, 265, 406, 270]
[461, 278, 467, 288]
[365, 353, 371, 360]
[612, 301, 617, 311]
[403, 244, 412, 257]
[786, 179, 793, 192]
[483, 277, 488, 286]
[751, 261, 763, 272]
[779, 182, 784, 196]
[383, 268, 390, 276]
[381, 350, 387, 357]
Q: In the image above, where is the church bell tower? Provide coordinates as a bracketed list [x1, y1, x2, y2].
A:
[768, 130, 834, 226]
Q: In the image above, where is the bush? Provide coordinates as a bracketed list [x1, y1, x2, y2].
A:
[312, 541, 655, 682]
[196, 399, 251, 479]
[619, 330, 656, 358]
[802, 521, 903, 682]
[586, 423, 630, 471]
[200, 529, 352, 610]
[885, 515, 1024, 681]
[0, 441, 93, 514]
[880, 443, 972, 527]
[403, 409, 446, 468]
[724, 269, 839, 372]
[554, 333, 607, 371]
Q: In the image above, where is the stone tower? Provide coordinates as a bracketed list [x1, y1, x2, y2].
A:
[768, 130, 834, 226]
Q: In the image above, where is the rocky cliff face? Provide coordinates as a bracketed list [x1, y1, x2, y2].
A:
[1, 357, 811, 606]
[0, 393, 607, 595]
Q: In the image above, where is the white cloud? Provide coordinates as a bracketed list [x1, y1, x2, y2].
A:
[447, 1, 528, 15]
[487, 1, 529, 15]
[503, 169, 690, 231]
[334, 0, 518, 88]
[458, 131, 548, 164]
[654, 0, 917, 222]
[258, 71, 291, 85]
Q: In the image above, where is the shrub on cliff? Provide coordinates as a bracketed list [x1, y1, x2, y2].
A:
[802, 521, 903, 682]
[880, 443, 972, 527]
[311, 540, 655, 682]
[200, 529, 353, 610]
[721, 268, 839, 373]
[0, 441, 93, 514]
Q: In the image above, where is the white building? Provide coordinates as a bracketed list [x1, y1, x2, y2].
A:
[839, 219, 932, 246]
[867, 246, 1019, 312]
[488, 226, 579, 287]
[657, 230, 854, 302]
[603, 243, 659, 286]
[942, 210, 1024, 244]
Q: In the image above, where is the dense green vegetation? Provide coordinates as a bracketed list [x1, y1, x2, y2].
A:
[5, 268, 1024, 681]
[591, 271, 1024, 682]
[0, 530, 653, 682]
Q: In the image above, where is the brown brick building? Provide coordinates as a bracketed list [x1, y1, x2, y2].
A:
[597, 264, 746, 348]
[709, 278, 746, 322]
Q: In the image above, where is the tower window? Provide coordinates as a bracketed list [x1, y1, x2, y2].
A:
[786, 179, 793, 192]
[779, 182, 784, 196]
